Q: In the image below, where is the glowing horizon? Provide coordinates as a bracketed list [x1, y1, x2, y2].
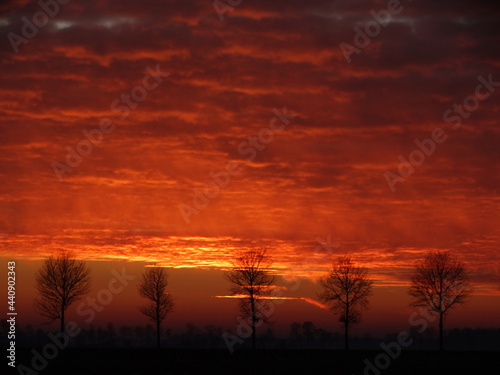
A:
[2, 232, 498, 296]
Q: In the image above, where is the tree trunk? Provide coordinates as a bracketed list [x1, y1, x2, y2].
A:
[345, 300, 349, 351]
[157, 321, 161, 348]
[157, 308, 161, 348]
[251, 296, 256, 351]
[345, 323, 349, 351]
[439, 312, 444, 351]
[344, 315, 349, 351]
[61, 307, 65, 333]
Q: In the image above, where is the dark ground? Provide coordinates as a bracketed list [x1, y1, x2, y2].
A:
[8, 348, 498, 375]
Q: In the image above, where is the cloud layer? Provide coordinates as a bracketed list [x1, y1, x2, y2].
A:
[0, 0, 499, 291]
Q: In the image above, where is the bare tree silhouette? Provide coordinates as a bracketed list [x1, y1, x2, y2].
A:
[138, 266, 174, 348]
[319, 255, 373, 350]
[225, 248, 275, 350]
[408, 251, 472, 351]
[35, 250, 91, 332]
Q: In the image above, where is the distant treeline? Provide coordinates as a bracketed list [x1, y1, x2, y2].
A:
[2, 321, 499, 351]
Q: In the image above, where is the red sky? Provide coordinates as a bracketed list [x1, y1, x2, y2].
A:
[0, 0, 499, 335]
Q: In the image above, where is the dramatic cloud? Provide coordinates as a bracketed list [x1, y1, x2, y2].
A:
[0, 0, 499, 330]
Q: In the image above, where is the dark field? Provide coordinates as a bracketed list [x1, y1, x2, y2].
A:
[9, 348, 498, 375]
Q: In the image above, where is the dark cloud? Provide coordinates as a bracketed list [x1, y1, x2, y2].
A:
[0, 0, 498, 268]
